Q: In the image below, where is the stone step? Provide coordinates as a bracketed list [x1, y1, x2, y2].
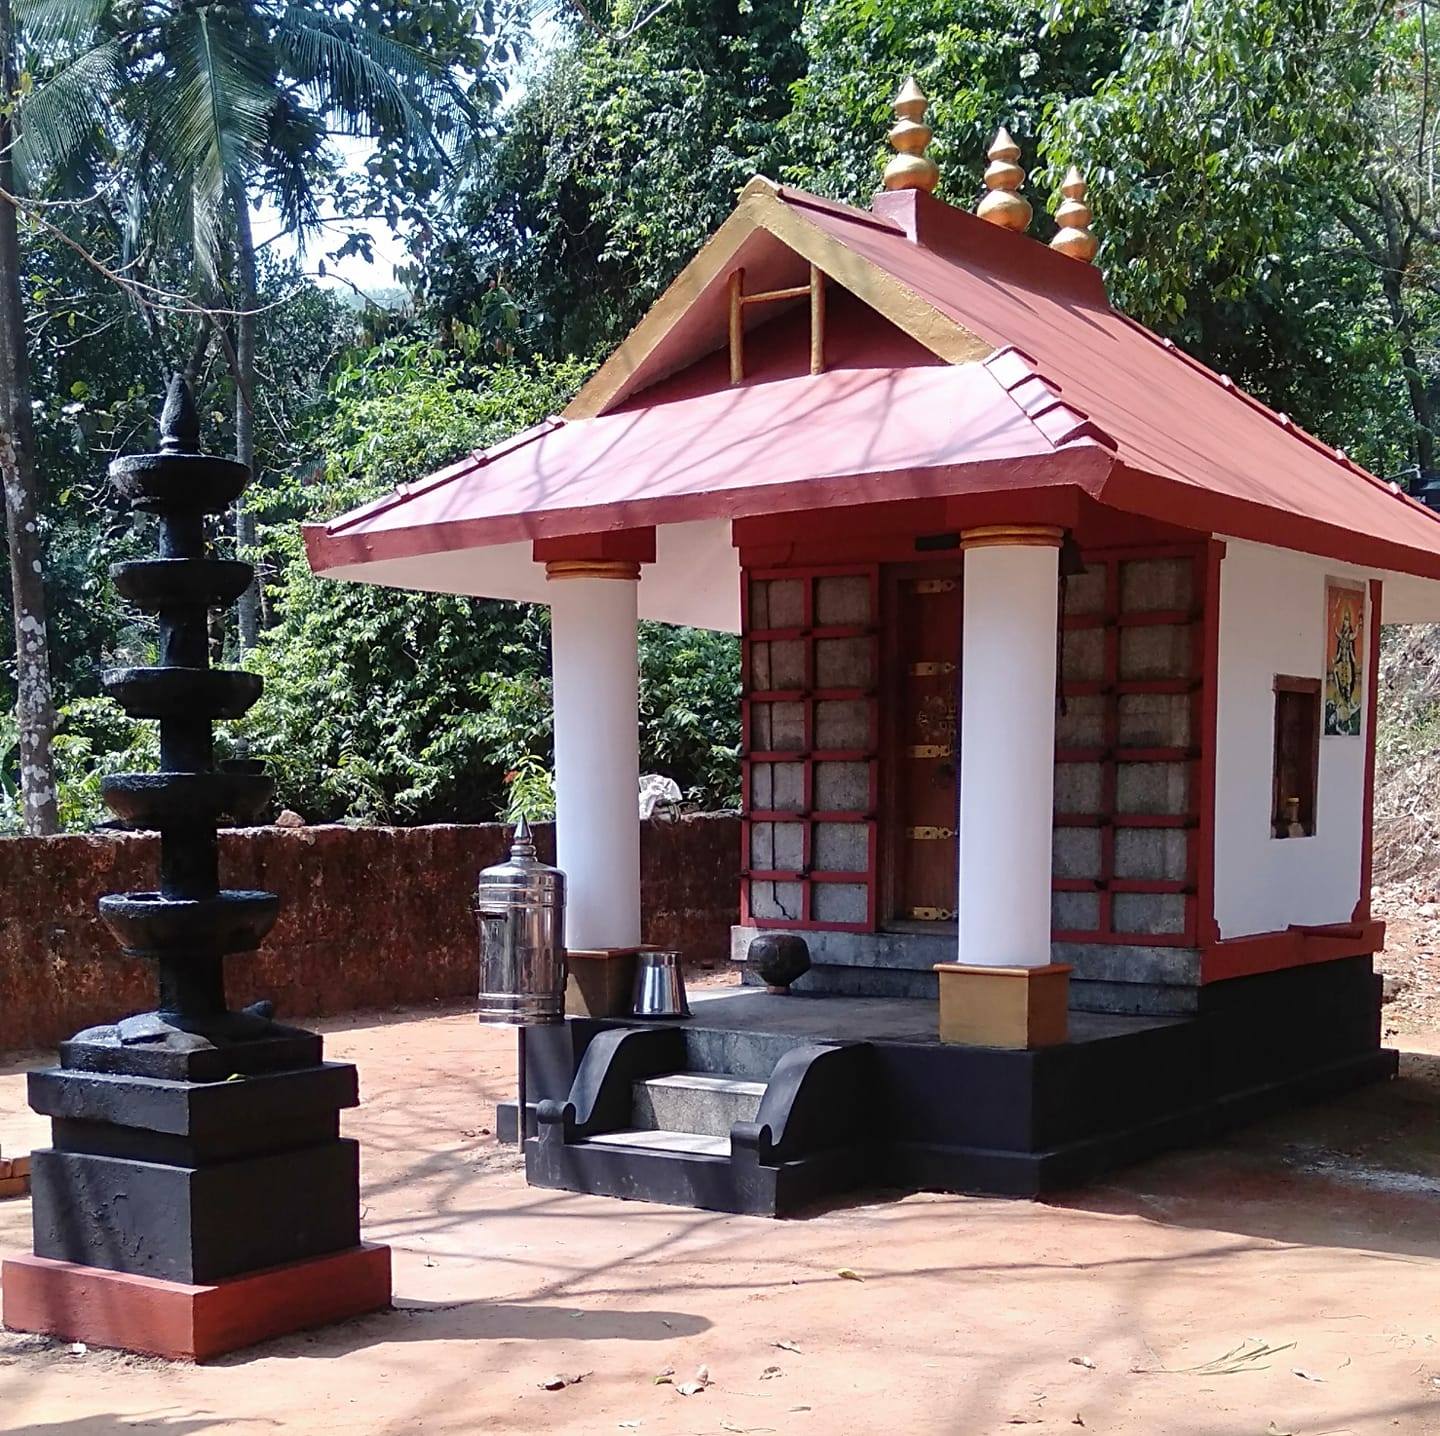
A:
[632, 1072, 767, 1139]
[583, 1128, 729, 1158]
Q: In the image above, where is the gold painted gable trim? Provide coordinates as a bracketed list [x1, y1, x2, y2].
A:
[564, 176, 992, 420]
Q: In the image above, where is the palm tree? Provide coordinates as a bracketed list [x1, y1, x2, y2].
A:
[15, 0, 482, 648]
[0, 0, 58, 831]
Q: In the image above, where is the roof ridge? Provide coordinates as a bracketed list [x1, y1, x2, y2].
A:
[775, 185, 907, 236]
[981, 346, 1119, 454]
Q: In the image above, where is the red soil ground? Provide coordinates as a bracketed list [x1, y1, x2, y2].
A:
[1, 998, 1439, 1434]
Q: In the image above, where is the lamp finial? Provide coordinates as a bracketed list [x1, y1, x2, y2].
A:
[1049, 165, 1098, 263]
[976, 126, 1032, 233]
[882, 77, 939, 194]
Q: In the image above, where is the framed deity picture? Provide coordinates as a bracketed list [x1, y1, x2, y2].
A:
[1323, 580, 1365, 737]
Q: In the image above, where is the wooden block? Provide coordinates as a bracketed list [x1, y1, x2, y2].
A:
[566, 947, 640, 1018]
[0, 1176, 28, 1199]
[0, 1159, 12, 1180]
[934, 963, 1071, 1049]
[11, 1156, 28, 1179]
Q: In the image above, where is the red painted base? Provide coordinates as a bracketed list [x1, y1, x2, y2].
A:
[1, 1242, 391, 1362]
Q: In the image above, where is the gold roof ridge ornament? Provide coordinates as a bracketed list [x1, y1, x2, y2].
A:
[976, 126, 1032, 233]
[1049, 165, 1098, 263]
[882, 77, 940, 194]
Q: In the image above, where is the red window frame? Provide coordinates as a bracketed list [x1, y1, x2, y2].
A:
[1051, 544, 1211, 947]
[740, 565, 880, 933]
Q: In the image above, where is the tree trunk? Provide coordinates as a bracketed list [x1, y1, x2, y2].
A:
[0, 0, 58, 835]
[1383, 271, 1437, 474]
[231, 182, 259, 652]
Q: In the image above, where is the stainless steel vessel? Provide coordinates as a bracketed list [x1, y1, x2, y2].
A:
[631, 949, 691, 1019]
[475, 816, 566, 1025]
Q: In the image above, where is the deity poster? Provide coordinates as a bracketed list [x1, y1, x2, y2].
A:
[1324, 581, 1365, 737]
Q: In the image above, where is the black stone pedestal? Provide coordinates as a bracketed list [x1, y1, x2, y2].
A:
[2, 377, 390, 1359]
[29, 1062, 361, 1283]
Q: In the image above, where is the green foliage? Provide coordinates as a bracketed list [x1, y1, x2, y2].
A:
[1044, 0, 1427, 475]
[8, 0, 1437, 835]
[236, 341, 741, 823]
[782, 0, 1132, 213]
[638, 622, 741, 807]
[420, 0, 806, 357]
[0, 697, 156, 834]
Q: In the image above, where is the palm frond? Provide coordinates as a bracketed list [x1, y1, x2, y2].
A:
[12, 38, 122, 191]
[14, 0, 111, 51]
[272, 6, 478, 161]
[143, 7, 278, 277]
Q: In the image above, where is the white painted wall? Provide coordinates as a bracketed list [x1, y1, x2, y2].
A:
[1212, 540, 1373, 938]
[320, 519, 742, 633]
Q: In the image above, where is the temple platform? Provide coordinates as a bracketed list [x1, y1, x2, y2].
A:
[511, 955, 1396, 1215]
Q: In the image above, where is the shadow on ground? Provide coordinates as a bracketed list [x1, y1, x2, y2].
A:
[220, 1299, 711, 1363]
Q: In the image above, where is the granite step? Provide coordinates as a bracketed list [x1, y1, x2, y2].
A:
[583, 1128, 729, 1157]
[632, 1071, 766, 1139]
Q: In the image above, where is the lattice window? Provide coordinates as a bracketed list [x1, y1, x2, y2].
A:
[1051, 548, 1208, 946]
[742, 568, 879, 932]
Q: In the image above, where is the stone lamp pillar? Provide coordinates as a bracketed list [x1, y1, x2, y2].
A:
[936, 525, 1071, 1049]
[1, 377, 390, 1361]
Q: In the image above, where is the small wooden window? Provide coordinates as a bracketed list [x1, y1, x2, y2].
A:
[1272, 676, 1320, 838]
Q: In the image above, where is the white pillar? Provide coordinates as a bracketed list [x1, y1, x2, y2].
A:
[956, 527, 1061, 968]
[547, 564, 642, 951]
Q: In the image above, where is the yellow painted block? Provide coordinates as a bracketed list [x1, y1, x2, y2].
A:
[934, 963, 1071, 1049]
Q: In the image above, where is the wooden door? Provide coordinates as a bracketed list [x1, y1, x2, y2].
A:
[887, 566, 963, 923]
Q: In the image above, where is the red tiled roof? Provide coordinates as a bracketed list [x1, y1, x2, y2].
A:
[800, 188, 1440, 577]
[307, 358, 1112, 571]
[307, 182, 1440, 585]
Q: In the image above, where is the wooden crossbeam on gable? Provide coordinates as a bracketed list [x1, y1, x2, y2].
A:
[564, 177, 991, 420]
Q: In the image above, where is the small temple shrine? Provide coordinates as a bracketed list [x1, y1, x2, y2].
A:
[305, 86, 1440, 1214]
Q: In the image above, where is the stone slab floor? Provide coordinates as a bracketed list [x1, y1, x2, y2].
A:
[0, 1002, 1438, 1435]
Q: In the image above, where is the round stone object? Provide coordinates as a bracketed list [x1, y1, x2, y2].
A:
[747, 933, 811, 994]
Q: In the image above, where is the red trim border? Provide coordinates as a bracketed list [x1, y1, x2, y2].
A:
[1200, 919, 1385, 984]
[1353, 577, 1383, 922]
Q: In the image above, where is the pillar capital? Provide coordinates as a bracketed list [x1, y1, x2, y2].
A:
[959, 524, 1063, 551]
[544, 559, 641, 582]
[533, 527, 655, 576]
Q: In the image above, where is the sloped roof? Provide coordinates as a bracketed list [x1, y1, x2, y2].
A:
[306, 178, 1440, 605]
[309, 357, 1110, 571]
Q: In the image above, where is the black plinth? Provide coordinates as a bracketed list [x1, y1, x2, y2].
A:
[15, 377, 387, 1347]
[29, 1065, 361, 1283]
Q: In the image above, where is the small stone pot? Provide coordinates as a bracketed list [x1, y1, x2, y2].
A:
[747, 934, 811, 994]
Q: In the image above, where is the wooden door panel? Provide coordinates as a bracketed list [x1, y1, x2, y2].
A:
[888, 569, 962, 921]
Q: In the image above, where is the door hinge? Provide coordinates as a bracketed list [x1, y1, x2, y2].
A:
[906, 826, 956, 841]
[907, 743, 953, 759]
[913, 578, 957, 595]
[909, 906, 956, 921]
[908, 661, 957, 677]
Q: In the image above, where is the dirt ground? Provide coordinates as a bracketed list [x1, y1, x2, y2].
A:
[0, 995, 1438, 1436]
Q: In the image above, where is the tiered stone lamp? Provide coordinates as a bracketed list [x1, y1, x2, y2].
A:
[1, 376, 391, 1361]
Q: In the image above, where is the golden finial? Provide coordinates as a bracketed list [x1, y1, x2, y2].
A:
[976, 126, 1032, 232]
[882, 77, 939, 194]
[1049, 166, 1098, 263]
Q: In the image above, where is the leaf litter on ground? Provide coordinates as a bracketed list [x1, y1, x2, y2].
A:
[1136, 1339, 1296, 1375]
[538, 1371, 590, 1390]
[675, 1364, 713, 1397]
